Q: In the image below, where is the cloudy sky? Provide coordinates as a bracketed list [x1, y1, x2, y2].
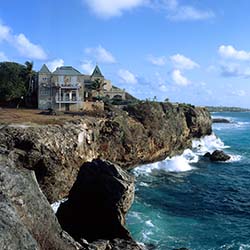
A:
[1, 0, 250, 107]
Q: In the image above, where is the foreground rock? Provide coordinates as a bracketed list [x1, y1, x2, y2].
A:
[204, 150, 231, 162]
[57, 159, 138, 246]
[0, 102, 212, 202]
[0, 151, 82, 250]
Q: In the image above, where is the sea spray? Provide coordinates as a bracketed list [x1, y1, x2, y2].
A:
[134, 134, 228, 175]
[134, 149, 196, 175]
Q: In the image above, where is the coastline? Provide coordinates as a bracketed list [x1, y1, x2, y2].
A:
[0, 102, 212, 249]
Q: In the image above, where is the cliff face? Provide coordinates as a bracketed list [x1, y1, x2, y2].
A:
[0, 102, 212, 203]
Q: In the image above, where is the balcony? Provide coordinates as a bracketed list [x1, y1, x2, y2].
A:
[53, 83, 81, 89]
[55, 96, 82, 104]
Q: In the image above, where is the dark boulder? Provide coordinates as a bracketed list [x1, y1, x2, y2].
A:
[203, 152, 211, 158]
[56, 159, 135, 242]
[212, 118, 230, 123]
[210, 150, 231, 162]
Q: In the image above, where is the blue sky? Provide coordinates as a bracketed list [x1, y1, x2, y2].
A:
[1, 0, 250, 107]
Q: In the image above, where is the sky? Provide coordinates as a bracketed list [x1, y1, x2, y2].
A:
[1, 0, 250, 107]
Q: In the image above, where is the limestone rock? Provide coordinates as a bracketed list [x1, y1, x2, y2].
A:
[56, 159, 135, 242]
[0, 154, 81, 250]
[0, 102, 212, 202]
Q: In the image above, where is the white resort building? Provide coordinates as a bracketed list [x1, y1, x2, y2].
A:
[38, 64, 125, 111]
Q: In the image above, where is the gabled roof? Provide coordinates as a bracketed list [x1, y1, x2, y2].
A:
[91, 65, 103, 77]
[53, 66, 82, 76]
[39, 64, 51, 74]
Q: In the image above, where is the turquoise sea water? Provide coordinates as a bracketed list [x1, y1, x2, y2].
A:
[127, 112, 250, 250]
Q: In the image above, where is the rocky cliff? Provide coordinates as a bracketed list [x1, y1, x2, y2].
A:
[0, 102, 211, 249]
[0, 102, 211, 203]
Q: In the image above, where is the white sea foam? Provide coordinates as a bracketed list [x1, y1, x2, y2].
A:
[239, 244, 250, 250]
[134, 133, 242, 176]
[51, 198, 68, 213]
[192, 133, 229, 155]
[227, 154, 242, 163]
[134, 149, 197, 175]
[139, 182, 150, 187]
[145, 220, 154, 228]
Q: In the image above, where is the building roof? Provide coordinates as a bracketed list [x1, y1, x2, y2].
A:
[91, 65, 103, 77]
[39, 64, 51, 74]
[53, 66, 82, 76]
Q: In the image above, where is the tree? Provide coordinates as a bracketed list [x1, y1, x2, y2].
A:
[153, 96, 157, 102]
[24, 61, 34, 95]
[0, 62, 27, 102]
[90, 78, 107, 99]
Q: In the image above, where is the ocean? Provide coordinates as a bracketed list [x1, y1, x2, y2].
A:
[127, 112, 250, 250]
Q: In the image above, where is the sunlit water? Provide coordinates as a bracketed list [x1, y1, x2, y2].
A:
[127, 112, 250, 250]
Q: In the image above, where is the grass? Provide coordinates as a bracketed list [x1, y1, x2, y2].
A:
[0, 108, 84, 125]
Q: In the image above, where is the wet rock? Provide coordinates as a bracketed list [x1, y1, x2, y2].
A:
[203, 152, 211, 158]
[56, 159, 135, 242]
[212, 118, 230, 123]
[210, 150, 231, 162]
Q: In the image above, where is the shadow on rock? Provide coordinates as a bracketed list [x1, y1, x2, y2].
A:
[56, 159, 135, 242]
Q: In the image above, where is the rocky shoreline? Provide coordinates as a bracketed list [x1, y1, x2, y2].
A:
[0, 102, 212, 249]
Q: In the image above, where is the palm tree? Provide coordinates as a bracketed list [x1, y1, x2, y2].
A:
[90, 78, 106, 99]
[25, 61, 34, 95]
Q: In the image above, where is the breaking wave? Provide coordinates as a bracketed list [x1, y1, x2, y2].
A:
[134, 133, 241, 175]
[192, 133, 229, 155]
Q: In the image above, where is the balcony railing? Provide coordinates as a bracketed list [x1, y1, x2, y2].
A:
[55, 96, 82, 103]
[53, 83, 81, 89]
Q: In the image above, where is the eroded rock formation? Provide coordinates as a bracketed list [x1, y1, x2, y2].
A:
[0, 102, 212, 250]
[0, 102, 212, 203]
[0, 152, 82, 250]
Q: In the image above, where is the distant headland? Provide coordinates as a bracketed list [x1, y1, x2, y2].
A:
[206, 106, 250, 112]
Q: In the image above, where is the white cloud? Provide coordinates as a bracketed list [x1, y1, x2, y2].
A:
[0, 51, 8, 61]
[0, 23, 11, 42]
[0, 21, 47, 60]
[231, 90, 246, 97]
[167, 5, 214, 21]
[170, 54, 199, 70]
[220, 63, 250, 78]
[83, 0, 214, 21]
[147, 55, 166, 66]
[85, 45, 116, 64]
[171, 69, 190, 86]
[218, 45, 250, 61]
[13, 34, 47, 60]
[47, 58, 64, 72]
[118, 69, 138, 84]
[81, 60, 94, 74]
[83, 0, 146, 18]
